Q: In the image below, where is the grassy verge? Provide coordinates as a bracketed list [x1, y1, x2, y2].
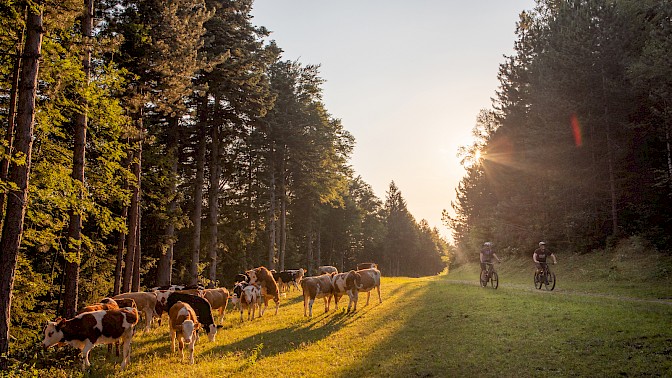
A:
[11, 251, 672, 377]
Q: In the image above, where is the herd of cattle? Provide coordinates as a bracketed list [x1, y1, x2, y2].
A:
[41, 263, 382, 370]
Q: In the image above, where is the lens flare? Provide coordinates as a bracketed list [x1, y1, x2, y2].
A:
[571, 113, 582, 147]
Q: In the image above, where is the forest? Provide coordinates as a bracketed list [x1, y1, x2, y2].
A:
[0, 0, 448, 365]
[447, 0, 672, 260]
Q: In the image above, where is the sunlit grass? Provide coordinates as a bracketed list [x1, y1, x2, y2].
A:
[33, 259, 672, 377]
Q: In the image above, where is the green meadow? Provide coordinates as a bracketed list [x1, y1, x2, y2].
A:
[13, 251, 672, 378]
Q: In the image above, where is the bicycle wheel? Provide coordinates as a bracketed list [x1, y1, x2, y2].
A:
[490, 271, 499, 289]
[534, 272, 543, 289]
[545, 271, 556, 291]
[480, 271, 488, 287]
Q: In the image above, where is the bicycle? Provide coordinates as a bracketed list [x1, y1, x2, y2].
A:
[534, 262, 556, 291]
[480, 262, 499, 289]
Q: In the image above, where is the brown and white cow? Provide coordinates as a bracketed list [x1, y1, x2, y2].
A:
[356, 262, 378, 271]
[246, 266, 280, 316]
[42, 308, 139, 370]
[113, 292, 158, 331]
[77, 298, 119, 315]
[348, 268, 382, 312]
[331, 270, 360, 311]
[169, 301, 200, 365]
[203, 288, 229, 323]
[300, 274, 336, 317]
[318, 265, 338, 275]
[102, 297, 136, 309]
[235, 283, 260, 321]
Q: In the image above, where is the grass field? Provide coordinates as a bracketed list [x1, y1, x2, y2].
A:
[16, 250, 672, 377]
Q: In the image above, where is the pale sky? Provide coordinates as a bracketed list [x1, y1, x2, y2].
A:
[251, 1, 536, 240]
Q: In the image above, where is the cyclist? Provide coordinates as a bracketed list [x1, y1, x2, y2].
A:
[533, 241, 557, 275]
[480, 242, 501, 275]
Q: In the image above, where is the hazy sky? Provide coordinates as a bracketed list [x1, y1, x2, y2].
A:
[251, 1, 536, 239]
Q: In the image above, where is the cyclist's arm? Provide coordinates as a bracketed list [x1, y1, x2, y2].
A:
[479, 251, 484, 263]
[532, 252, 539, 263]
[550, 253, 557, 264]
[493, 253, 501, 262]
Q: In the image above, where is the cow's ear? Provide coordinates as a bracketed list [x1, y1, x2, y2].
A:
[56, 318, 66, 328]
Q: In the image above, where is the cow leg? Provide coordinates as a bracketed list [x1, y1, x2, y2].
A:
[308, 298, 315, 317]
[171, 329, 177, 353]
[303, 296, 309, 317]
[188, 332, 195, 365]
[365, 291, 371, 306]
[80, 341, 94, 370]
[259, 296, 267, 317]
[179, 337, 185, 363]
[274, 297, 279, 315]
[376, 285, 382, 304]
[144, 308, 153, 331]
[121, 330, 133, 370]
[239, 304, 244, 322]
[346, 291, 355, 312]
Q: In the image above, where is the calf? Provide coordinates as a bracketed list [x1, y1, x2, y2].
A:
[300, 274, 335, 317]
[203, 288, 229, 323]
[236, 283, 260, 321]
[331, 270, 360, 310]
[169, 302, 200, 365]
[318, 265, 338, 275]
[246, 266, 280, 316]
[349, 268, 382, 312]
[41, 308, 139, 370]
[166, 292, 218, 341]
[113, 292, 158, 331]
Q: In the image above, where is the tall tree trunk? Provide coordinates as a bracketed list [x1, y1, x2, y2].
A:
[207, 122, 220, 287]
[113, 202, 128, 295]
[0, 21, 25, 216]
[132, 195, 141, 291]
[279, 147, 287, 271]
[316, 226, 321, 268]
[267, 169, 276, 269]
[0, 4, 42, 367]
[63, 0, 93, 318]
[666, 123, 672, 193]
[190, 98, 207, 285]
[157, 117, 179, 286]
[306, 227, 313, 275]
[123, 141, 141, 292]
[601, 68, 618, 236]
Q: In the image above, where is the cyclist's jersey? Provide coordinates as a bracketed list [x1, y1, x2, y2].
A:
[482, 248, 495, 262]
[534, 248, 548, 262]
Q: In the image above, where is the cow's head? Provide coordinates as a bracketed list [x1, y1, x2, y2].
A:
[246, 269, 259, 285]
[41, 318, 66, 349]
[180, 320, 196, 345]
[346, 270, 361, 289]
[206, 323, 218, 342]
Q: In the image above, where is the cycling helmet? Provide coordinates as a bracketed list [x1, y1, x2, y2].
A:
[539, 241, 546, 246]
[483, 242, 492, 247]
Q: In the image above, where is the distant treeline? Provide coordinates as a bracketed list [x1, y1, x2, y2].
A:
[0, 0, 448, 361]
[447, 0, 672, 257]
